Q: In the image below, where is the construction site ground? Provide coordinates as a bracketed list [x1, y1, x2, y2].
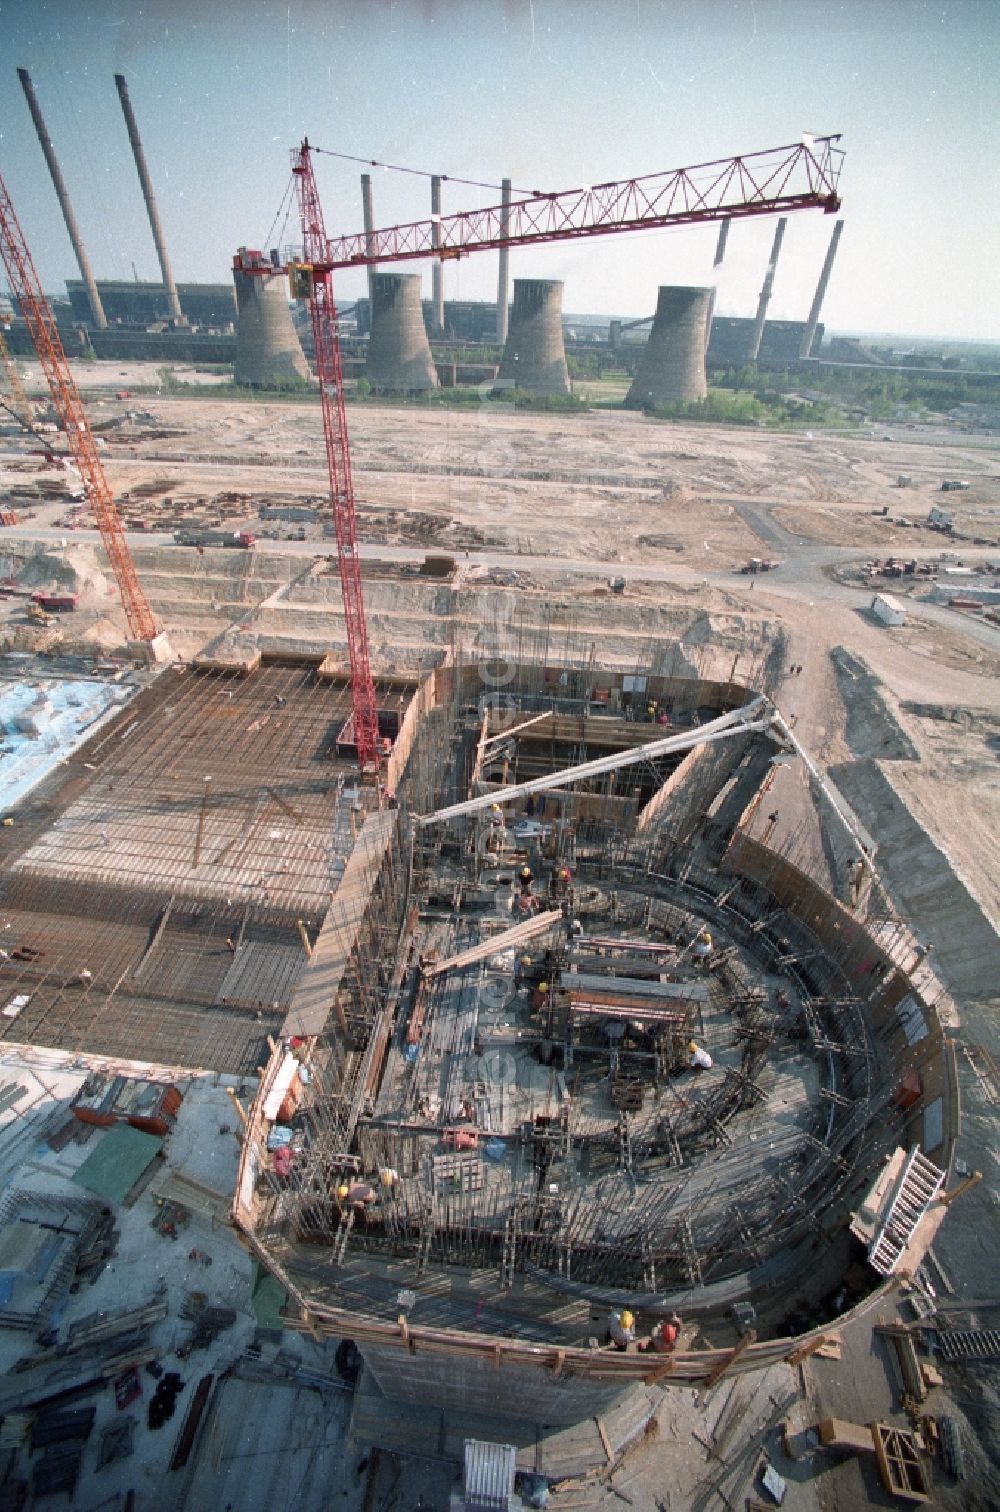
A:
[0, 365, 998, 1508]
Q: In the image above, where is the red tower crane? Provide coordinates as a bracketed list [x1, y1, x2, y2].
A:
[265, 134, 843, 771]
[0, 170, 158, 643]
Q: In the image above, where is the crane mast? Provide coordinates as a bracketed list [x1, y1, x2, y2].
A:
[0, 170, 157, 642]
[291, 143, 381, 770]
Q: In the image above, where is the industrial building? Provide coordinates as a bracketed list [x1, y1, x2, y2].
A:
[65, 280, 236, 330]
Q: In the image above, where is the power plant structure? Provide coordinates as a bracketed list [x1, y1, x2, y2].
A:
[366, 273, 440, 393]
[625, 286, 712, 409]
[496, 178, 512, 344]
[749, 218, 788, 362]
[16, 68, 107, 331]
[232, 251, 310, 388]
[114, 74, 185, 325]
[497, 278, 570, 397]
[801, 218, 845, 359]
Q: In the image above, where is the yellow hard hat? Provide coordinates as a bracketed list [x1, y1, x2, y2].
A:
[521, 955, 532, 965]
[537, 981, 548, 993]
[336, 1184, 350, 1199]
[620, 1309, 634, 1330]
[687, 1040, 698, 1054]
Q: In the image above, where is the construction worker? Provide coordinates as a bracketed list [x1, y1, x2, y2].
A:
[531, 980, 549, 1012]
[693, 928, 713, 961]
[519, 864, 533, 896]
[688, 1040, 713, 1071]
[608, 1308, 636, 1349]
[514, 954, 532, 989]
[336, 1180, 377, 1217]
[552, 864, 572, 897]
[647, 1313, 682, 1353]
[646, 699, 657, 723]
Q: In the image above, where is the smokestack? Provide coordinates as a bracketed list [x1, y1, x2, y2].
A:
[361, 174, 376, 312]
[497, 279, 570, 397]
[705, 216, 732, 353]
[16, 68, 107, 330]
[713, 218, 731, 269]
[430, 176, 444, 337]
[233, 258, 309, 388]
[496, 178, 512, 344]
[625, 286, 711, 409]
[113, 74, 183, 324]
[366, 273, 439, 392]
[800, 219, 844, 359]
[748, 217, 787, 362]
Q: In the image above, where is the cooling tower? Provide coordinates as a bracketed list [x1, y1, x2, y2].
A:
[365, 274, 439, 392]
[233, 267, 310, 388]
[497, 279, 570, 397]
[624, 286, 712, 409]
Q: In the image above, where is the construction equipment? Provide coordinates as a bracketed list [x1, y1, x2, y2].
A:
[255, 134, 843, 773]
[0, 170, 158, 642]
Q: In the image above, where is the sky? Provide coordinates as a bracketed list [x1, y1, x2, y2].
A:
[0, 0, 997, 342]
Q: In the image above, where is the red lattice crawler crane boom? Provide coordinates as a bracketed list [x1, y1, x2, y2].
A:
[0, 169, 158, 644]
[290, 144, 381, 770]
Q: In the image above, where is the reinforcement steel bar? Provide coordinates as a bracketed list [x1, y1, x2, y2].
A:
[418, 699, 773, 825]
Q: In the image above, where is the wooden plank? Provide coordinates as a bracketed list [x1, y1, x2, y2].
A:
[818, 1418, 876, 1453]
[786, 1333, 833, 1367]
[425, 910, 563, 978]
[704, 1329, 756, 1389]
[595, 1416, 615, 1465]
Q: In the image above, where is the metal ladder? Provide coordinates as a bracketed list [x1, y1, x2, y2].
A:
[869, 1148, 945, 1276]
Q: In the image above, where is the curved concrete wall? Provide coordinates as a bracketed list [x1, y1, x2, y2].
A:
[233, 270, 310, 388]
[626, 285, 711, 409]
[366, 274, 439, 393]
[498, 278, 571, 397]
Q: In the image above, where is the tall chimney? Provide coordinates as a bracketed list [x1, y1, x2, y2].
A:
[16, 68, 106, 329]
[361, 174, 376, 314]
[430, 176, 444, 337]
[800, 219, 844, 359]
[496, 178, 512, 344]
[705, 215, 732, 353]
[748, 217, 787, 362]
[113, 74, 183, 324]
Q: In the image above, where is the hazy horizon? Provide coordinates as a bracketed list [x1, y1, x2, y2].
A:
[1, 0, 997, 343]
